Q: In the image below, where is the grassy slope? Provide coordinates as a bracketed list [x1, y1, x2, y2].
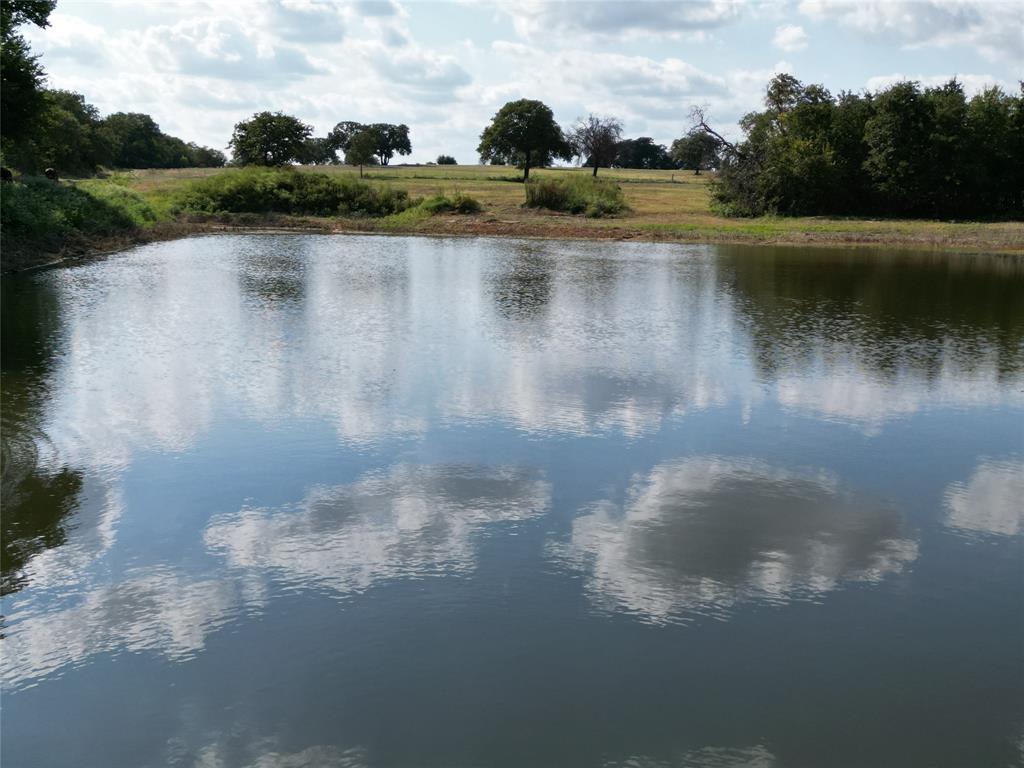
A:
[129, 164, 1023, 253]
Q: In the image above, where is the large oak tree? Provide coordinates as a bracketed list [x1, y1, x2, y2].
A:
[477, 99, 571, 180]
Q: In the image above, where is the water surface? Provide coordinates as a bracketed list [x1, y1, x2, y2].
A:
[2, 235, 1022, 767]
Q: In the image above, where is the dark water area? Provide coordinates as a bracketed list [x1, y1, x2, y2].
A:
[1, 234, 1022, 768]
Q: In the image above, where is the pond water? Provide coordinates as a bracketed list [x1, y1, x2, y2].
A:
[2, 234, 1022, 768]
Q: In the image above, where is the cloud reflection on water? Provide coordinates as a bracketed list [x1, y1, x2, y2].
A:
[2, 462, 548, 689]
[205, 463, 551, 595]
[555, 456, 918, 625]
[944, 458, 1024, 538]
[1, 566, 262, 688]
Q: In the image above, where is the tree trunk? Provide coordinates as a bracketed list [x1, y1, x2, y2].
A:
[359, 164, 363, 179]
[592, 162, 598, 177]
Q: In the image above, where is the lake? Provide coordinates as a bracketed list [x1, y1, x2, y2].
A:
[2, 234, 1022, 768]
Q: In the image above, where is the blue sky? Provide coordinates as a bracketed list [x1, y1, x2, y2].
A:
[26, 1, 1024, 163]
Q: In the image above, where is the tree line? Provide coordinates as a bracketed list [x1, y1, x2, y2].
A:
[700, 73, 1023, 218]
[476, 99, 718, 178]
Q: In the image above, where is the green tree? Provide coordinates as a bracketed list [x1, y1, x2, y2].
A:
[613, 137, 674, 169]
[185, 142, 226, 168]
[478, 99, 571, 180]
[863, 81, 933, 215]
[327, 121, 411, 165]
[297, 136, 339, 165]
[30, 90, 112, 173]
[328, 121, 364, 153]
[436, 154, 457, 165]
[102, 113, 166, 168]
[1, 0, 56, 149]
[346, 130, 377, 178]
[229, 111, 312, 166]
[367, 123, 411, 166]
[670, 129, 721, 174]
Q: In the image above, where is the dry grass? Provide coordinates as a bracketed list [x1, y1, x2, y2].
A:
[124, 164, 1024, 253]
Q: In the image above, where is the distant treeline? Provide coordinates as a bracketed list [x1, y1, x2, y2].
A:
[704, 74, 1024, 219]
[1, 1, 224, 173]
[4, 90, 227, 174]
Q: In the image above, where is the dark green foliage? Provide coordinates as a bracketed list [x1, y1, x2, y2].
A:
[436, 154, 457, 165]
[99, 111, 224, 170]
[328, 121, 411, 166]
[419, 191, 481, 214]
[711, 73, 1023, 219]
[0, 176, 156, 254]
[670, 130, 722, 174]
[613, 137, 675, 169]
[229, 112, 312, 166]
[367, 123, 411, 165]
[4, 92, 225, 173]
[523, 175, 627, 217]
[297, 137, 339, 165]
[478, 99, 572, 180]
[174, 167, 413, 217]
[0, 0, 55, 145]
[344, 131, 379, 177]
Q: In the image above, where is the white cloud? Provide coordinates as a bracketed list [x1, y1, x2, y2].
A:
[798, 0, 1024, 66]
[864, 72, 1016, 95]
[773, 24, 808, 51]
[500, 0, 745, 39]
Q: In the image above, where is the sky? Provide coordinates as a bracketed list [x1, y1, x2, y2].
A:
[24, 0, 1024, 164]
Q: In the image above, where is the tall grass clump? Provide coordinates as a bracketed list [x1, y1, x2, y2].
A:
[1, 177, 158, 258]
[418, 190, 482, 215]
[523, 176, 627, 217]
[174, 167, 413, 217]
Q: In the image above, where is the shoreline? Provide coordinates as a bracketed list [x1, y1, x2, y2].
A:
[5, 212, 1023, 273]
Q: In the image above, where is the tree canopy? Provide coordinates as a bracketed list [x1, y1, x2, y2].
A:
[1, 0, 56, 146]
[229, 112, 312, 166]
[670, 130, 722, 174]
[613, 137, 674, 170]
[478, 99, 572, 180]
[345, 130, 378, 177]
[329, 121, 411, 166]
[704, 73, 1024, 218]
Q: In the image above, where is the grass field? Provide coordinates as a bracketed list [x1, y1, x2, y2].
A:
[120, 164, 1023, 253]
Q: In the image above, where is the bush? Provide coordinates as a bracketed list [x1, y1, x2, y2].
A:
[436, 154, 457, 165]
[523, 175, 627, 217]
[1, 176, 157, 255]
[419, 190, 482, 214]
[174, 167, 414, 217]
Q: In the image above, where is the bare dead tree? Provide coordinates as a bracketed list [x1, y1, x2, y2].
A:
[568, 114, 623, 177]
[689, 106, 744, 161]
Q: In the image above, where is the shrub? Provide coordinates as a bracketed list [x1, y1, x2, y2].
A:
[1, 176, 156, 255]
[173, 167, 414, 217]
[523, 175, 627, 217]
[419, 190, 482, 215]
[436, 154, 457, 165]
